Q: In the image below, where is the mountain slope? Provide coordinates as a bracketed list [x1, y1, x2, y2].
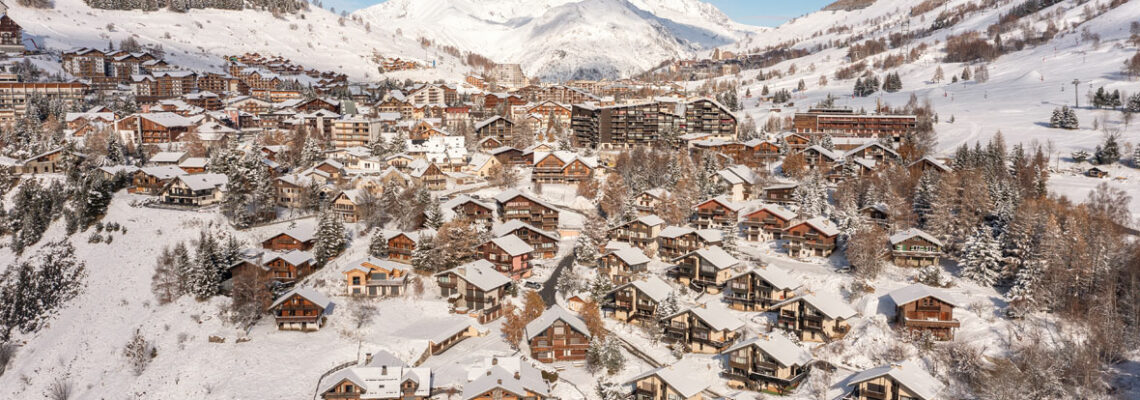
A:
[8, 0, 469, 81]
[354, 0, 765, 80]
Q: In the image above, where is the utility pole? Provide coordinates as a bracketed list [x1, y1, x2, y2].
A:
[1071, 79, 1081, 108]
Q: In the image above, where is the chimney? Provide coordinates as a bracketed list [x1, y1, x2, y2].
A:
[491, 357, 498, 365]
[497, 379, 503, 385]
[891, 363, 902, 369]
[514, 371, 520, 380]
[365, 353, 373, 365]
[382, 365, 388, 375]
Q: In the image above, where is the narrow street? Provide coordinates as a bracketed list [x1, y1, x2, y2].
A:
[539, 253, 576, 305]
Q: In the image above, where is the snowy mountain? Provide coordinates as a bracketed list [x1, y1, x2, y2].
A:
[7, 0, 470, 81]
[353, 0, 766, 80]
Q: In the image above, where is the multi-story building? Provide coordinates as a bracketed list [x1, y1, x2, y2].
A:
[0, 82, 87, 127]
[525, 305, 591, 363]
[684, 98, 737, 139]
[845, 363, 944, 400]
[608, 215, 665, 251]
[267, 287, 332, 332]
[494, 189, 559, 232]
[887, 284, 961, 341]
[721, 334, 812, 394]
[888, 229, 943, 267]
[772, 293, 857, 342]
[661, 306, 744, 354]
[740, 204, 796, 242]
[331, 118, 376, 149]
[793, 108, 917, 141]
[657, 226, 721, 260]
[599, 248, 652, 285]
[783, 218, 840, 259]
[722, 266, 800, 311]
[435, 260, 511, 323]
[671, 246, 743, 293]
[603, 276, 673, 325]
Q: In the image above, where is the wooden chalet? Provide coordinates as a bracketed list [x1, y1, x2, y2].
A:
[657, 226, 722, 260]
[888, 229, 943, 267]
[739, 204, 795, 242]
[627, 359, 712, 400]
[262, 226, 316, 251]
[845, 363, 944, 400]
[760, 183, 798, 205]
[445, 195, 497, 227]
[780, 133, 811, 151]
[491, 220, 559, 259]
[531, 151, 594, 184]
[633, 188, 668, 215]
[800, 145, 841, 172]
[475, 115, 515, 143]
[387, 229, 436, 264]
[721, 334, 813, 394]
[318, 351, 431, 400]
[604, 276, 673, 325]
[478, 234, 534, 280]
[608, 215, 665, 251]
[525, 305, 591, 363]
[332, 189, 366, 223]
[783, 218, 839, 259]
[494, 189, 559, 232]
[723, 266, 800, 311]
[691, 196, 744, 229]
[772, 293, 857, 342]
[908, 156, 952, 176]
[130, 166, 185, 195]
[161, 173, 227, 206]
[662, 306, 744, 354]
[845, 142, 900, 164]
[490, 146, 529, 165]
[671, 246, 743, 293]
[435, 260, 511, 323]
[117, 112, 195, 144]
[263, 250, 316, 281]
[460, 356, 551, 400]
[859, 204, 889, 226]
[343, 256, 411, 297]
[887, 284, 961, 341]
[599, 247, 652, 285]
[268, 287, 333, 331]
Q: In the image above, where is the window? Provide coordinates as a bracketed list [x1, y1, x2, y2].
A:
[553, 326, 565, 335]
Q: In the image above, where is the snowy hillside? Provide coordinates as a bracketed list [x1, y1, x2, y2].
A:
[354, 0, 766, 80]
[8, 0, 469, 81]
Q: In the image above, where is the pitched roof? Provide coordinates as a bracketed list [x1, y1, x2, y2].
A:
[612, 275, 673, 303]
[342, 256, 409, 275]
[604, 247, 652, 266]
[437, 260, 511, 291]
[150, 151, 187, 163]
[792, 217, 840, 237]
[269, 287, 332, 310]
[674, 246, 741, 270]
[488, 235, 534, 256]
[847, 362, 944, 400]
[172, 173, 228, 191]
[463, 357, 549, 400]
[490, 219, 557, 240]
[729, 266, 800, 291]
[686, 306, 745, 331]
[525, 305, 591, 340]
[774, 293, 857, 320]
[138, 165, 187, 180]
[742, 203, 797, 222]
[888, 284, 960, 308]
[889, 228, 943, 248]
[626, 359, 712, 398]
[658, 226, 695, 239]
[267, 250, 315, 266]
[723, 334, 813, 367]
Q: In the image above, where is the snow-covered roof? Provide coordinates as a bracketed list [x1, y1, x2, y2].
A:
[804, 145, 841, 161]
[742, 203, 796, 222]
[774, 293, 857, 320]
[150, 151, 187, 163]
[138, 165, 187, 180]
[525, 305, 591, 340]
[686, 306, 744, 331]
[173, 173, 228, 191]
[848, 142, 899, 158]
[724, 334, 812, 367]
[493, 189, 557, 211]
[343, 256, 409, 275]
[489, 235, 534, 256]
[695, 195, 744, 212]
[605, 247, 651, 266]
[611, 276, 670, 303]
[674, 246, 741, 270]
[474, 115, 509, 130]
[888, 284, 960, 308]
[445, 194, 496, 213]
[267, 250, 315, 266]
[889, 228, 943, 248]
[729, 266, 800, 291]
[910, 156, 952, 172]
[626, 359, 712, 398]
[658, 226, 695, 239]
[793, 217, 840, 237]
[319, 365, 431, 399]
[463, 357, 549, 400]
[490, 219, 558, 240]
[269, 287, 332, 310]
[178, 157, 209, 169]
[847, 362, 944, 400]
[138, 112, 195, 128]
[438, 260, 511, 291]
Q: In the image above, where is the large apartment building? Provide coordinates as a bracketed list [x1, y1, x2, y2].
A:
[0, 82, 88, 127]
[572, 98, 737, 149]
[793, 108, 916, 141]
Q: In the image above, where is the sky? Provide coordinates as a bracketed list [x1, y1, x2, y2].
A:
[320, 0, 834, 27]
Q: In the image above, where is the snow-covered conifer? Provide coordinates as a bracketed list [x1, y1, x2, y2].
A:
[960, 225, 1003, 286]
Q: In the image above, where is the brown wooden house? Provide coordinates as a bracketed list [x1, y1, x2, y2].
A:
[268, 287, 333, 331]
[657, 226, 722, 260]
[721, 334, 813, 394]
[435, 260, 511, 323]
[740, 204, 795, 242]
[531, 151, 595, 184]
[723, 266, 800, 312]
[478, 234, 534, 280]
[671, 246, 742, 293]
[603, 276, 673, 325]
[608, 215, 665, 251]
[599, 247, 652, 285]
[261, 227, 316, 251]
[662, 306, 744, 354]
[343, 256, 411, 297]
[772, 293, 857, 342]
[888, 229, 943, 267]
[387, 229, 436, 264]
[491, 220, 559, 259]
[887, 284, 961, 341]
[494, 189, 559, 231]
[525, 305, 591, 363]
[691, 197, 744, 229]
[845, 363, 944, 400]
[130, 166, 186, 195]
[783, 218, 839, 259]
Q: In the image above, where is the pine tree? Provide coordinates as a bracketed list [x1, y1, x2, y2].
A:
[932, 65, 945, 83]
[368, 230, 388, 258]
[423, 198, 444, 229]
[913, 170, 938, 227]
[1095, 133, 1121, 165]
[797, 79, 806, 92]
[588, 273, 614, 302]
[720, 222, 741, 258]
[410, 235, 437, 272]
[575, 214, 604, 266]
[960, 225, 1002, 286]
[312, 209, 346, 266]
[1050, 107, 1078, 129]
[189, 231, 223, 299]
[820, 134, 835, 151]
[298, 136, 322, 169]
[961, 66, 971, 81]
[657, 293, 679, 317]
[1126, 92, 1140, 113]
[1111, 90, 1122, 109]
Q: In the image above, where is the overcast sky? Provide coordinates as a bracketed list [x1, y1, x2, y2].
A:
[320, 0, 833, 27]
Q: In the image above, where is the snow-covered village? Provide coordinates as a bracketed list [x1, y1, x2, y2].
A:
[0, 0, 1139, 399]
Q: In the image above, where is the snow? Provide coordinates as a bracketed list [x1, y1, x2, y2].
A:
[490, 234, 535, 256]
[846, 361, 945, 400]
[269, 286, 332, 310]
[439, 260, 512, 291]
[723, 334, 812, 368]
[886, 284, 962, 309]
[888, 228, 944, 248]
[625, 357, 715, 398]
[524, 305, 590, 340]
